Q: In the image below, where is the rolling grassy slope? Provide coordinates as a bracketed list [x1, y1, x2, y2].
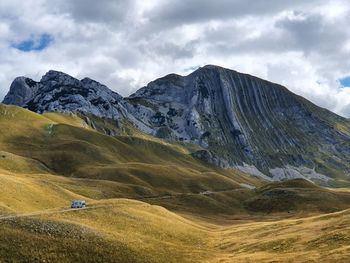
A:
[216, 208, 350, 262]
[243, 179, 350, 214]
[1, 194, 350, 262]
[2, 104, 349, 217]
[1, 104, 350, 262]
[0, 104, 262, 199]
[0, 199, 215, 263]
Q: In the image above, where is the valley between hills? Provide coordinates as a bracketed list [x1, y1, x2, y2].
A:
[1, 103, 350, 262]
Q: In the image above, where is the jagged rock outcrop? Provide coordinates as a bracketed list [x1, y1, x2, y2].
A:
[3, 77, 38, 106]
[3, 66, 350, 184]
[3, 70, 128, 120]
[191, 150, 229, 168]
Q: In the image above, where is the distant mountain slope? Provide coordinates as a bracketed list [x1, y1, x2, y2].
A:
[0, 104, 260, 200]
[3, 65, 350, 185]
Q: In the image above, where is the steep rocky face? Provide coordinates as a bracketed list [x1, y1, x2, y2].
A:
[127, 65, 350, 184]
[3, 70, 128, 120]
[3, 77, 38, 106]
[3, 66, 350, 184]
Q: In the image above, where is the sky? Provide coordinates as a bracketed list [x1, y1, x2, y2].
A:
[0, 0, 350, 117]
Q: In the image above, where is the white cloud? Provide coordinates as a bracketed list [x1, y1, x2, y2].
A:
[0, 0, 349, 117]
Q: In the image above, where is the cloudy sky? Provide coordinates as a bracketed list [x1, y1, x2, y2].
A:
[0, 0, 350, 117]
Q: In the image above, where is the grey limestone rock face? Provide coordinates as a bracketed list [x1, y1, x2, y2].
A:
[4, 70, 128, 120]
[127, 66, 350, 180]
[3, 77, 38, 106]
[191, 150, 229, 168]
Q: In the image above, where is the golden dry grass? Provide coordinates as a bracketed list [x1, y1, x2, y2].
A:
[0, 168, 350, 262]
[1, 184, 350, 263]
[1, 104, 350, 262]
[0, 199, 216, 263]
[213, 208, 350, 262]
[0, 104, 263, 200]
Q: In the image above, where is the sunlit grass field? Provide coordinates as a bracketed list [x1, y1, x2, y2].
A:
[1, 104, 350, 262]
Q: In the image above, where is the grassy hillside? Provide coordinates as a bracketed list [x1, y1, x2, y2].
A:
[216, 208, 350, 262]
[1, 193, 350, 262]
[0, 104, 265, 217]
[243, 179, 350, 214]
[1, 104, 350, 262]
[0, 199, 215, 263]
[0, 104, 263, 199]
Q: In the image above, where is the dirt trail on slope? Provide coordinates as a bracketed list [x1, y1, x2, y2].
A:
[0, 205, 110, 221]
[0, 187, 249, 221]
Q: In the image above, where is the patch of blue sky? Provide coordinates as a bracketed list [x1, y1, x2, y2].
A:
[12, 33, 53, 52]
[340, 76, 350, 87]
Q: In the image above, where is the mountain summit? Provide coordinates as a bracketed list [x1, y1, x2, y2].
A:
[3, 65, 350, 185]
[3, 70, 127, 119]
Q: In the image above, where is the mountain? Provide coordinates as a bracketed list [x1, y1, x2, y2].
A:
[4, 71, 122, 116]
[2, 74, 350, 263]
[127, 65, 350, 185]
[3, 65, 350, 185]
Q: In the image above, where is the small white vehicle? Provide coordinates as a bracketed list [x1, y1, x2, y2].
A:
[71, 200, 86, 209]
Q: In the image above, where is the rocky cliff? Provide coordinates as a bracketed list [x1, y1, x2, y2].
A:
[3, 70, 127, 119]
[3, 65, 350, 185]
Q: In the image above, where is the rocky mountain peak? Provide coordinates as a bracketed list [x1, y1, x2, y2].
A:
[80, 77, 123, 100]
[125, 65, 350, 183]
[3, 76, 38, 106]
[3, 70, 126, 119]
[40, 70, 75, 83]
[2, 65, 350, 184]
[200, 64, 226, 71]
[191, 64, 235, 76]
